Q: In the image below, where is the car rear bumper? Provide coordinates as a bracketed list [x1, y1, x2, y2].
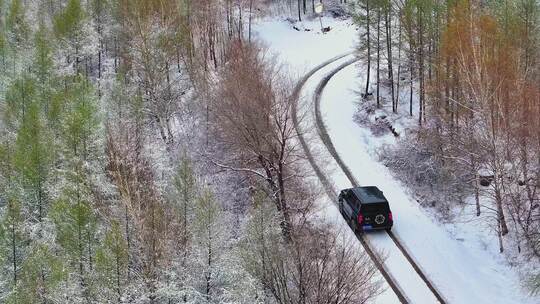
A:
[360, 223, 393, 231]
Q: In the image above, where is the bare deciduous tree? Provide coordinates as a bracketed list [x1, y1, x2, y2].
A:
[211, 42, 303, 241]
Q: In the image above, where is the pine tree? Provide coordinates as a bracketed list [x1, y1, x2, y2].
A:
[33, 21, 53, 86]
[90, 0, 111, 80]
[13, 100, 52, 223]
[193, 187, 228, 302]
[5, 0, 28, 46]
[10, 244, 65, 304]
[4, 76, 37, 129]
[173, 154, 197, 254]
[63, 78, 100, 160]
[0, 27, 6, 65]
[32, 20, 57, 140]
[53, 0, 84, 41]
[53, 0, 91, 74]
[95, 221, 128, 303]
[0, 198, 24, 299]
[50, 169, 98, 301]
[240, 191, 286, 303]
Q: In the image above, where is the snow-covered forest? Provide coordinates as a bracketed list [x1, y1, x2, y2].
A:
[349, 0, 540, 291]
[0, 0, 538, 303]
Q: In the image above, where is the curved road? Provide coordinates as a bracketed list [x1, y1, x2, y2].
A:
[293, 55, 448, 304]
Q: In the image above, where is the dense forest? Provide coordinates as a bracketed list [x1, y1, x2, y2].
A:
[350, 0, 540, 292]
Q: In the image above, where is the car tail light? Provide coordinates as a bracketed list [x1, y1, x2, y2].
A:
[358, 213, 364, 225]
[388, 212, 393, 222]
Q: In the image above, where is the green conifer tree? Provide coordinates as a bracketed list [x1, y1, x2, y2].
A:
[4, 76, 36, 129]
[13, 100, 52, 223]
[53, 0, 84, 40]
[50, 169, 98, 300]
[33, 21, 53, 85]
[0, 198, 24, 299]
[5, 0, 28, 46]
[95, 221, 128, 302]
[173, 154, 197, 252]
[62, 77, 100, 160]
[10, 244, 65, 304]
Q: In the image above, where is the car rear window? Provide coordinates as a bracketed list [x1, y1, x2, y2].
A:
[361, 203, 389, 213]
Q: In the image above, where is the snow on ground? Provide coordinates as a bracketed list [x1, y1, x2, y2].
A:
[296, 54, 401, 304]
[252, 16, 357, 73]
[319, 63, 539, 304]
[296, 54, 442, 303]
[254, 15, 539, 304]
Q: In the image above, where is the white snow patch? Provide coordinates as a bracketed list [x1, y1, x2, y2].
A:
[252, 16, 357, 74]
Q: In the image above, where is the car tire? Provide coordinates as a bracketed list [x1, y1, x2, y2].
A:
[385, 227, 392, 232]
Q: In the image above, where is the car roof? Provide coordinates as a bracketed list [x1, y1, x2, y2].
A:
[351, 186, 387, 204]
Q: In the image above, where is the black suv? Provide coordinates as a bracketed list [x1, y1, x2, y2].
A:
[338, 186, 393, 233]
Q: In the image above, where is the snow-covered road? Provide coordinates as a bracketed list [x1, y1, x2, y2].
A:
[294, 53, 405, 304]
[302, 54, 443, 304]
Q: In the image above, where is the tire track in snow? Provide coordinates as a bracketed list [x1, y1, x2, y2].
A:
[291, 53, 351, 200]
[313, 59, 448, 304]
[292, 54, 410, 304]
[313, 58, 361, 187]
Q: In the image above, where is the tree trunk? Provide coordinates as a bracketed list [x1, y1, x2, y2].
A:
[248, 0, 254, 42]
[38, 180, 43, 223]
[298, 0, 302, 21]
[11, 220, 17, 285]
[238, 3, 243, 40]
[364, 0, 371, 97]
[417, 10, 424, 125]
[376, 9, 381, 108]
[385, 10, 395, 112]
[277, 161, 292, 242]
[409, 53, 413, 116]
[226, 0, 232, 38]
[472, 154, 481, 216]
[116, 250, 121, 301]
[495, 185, 509, 236]
[396, 17, 403, 112]
[497, 223, 504, 253]
[205, 225, 212, 301]
[125, 204, 131, 281]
